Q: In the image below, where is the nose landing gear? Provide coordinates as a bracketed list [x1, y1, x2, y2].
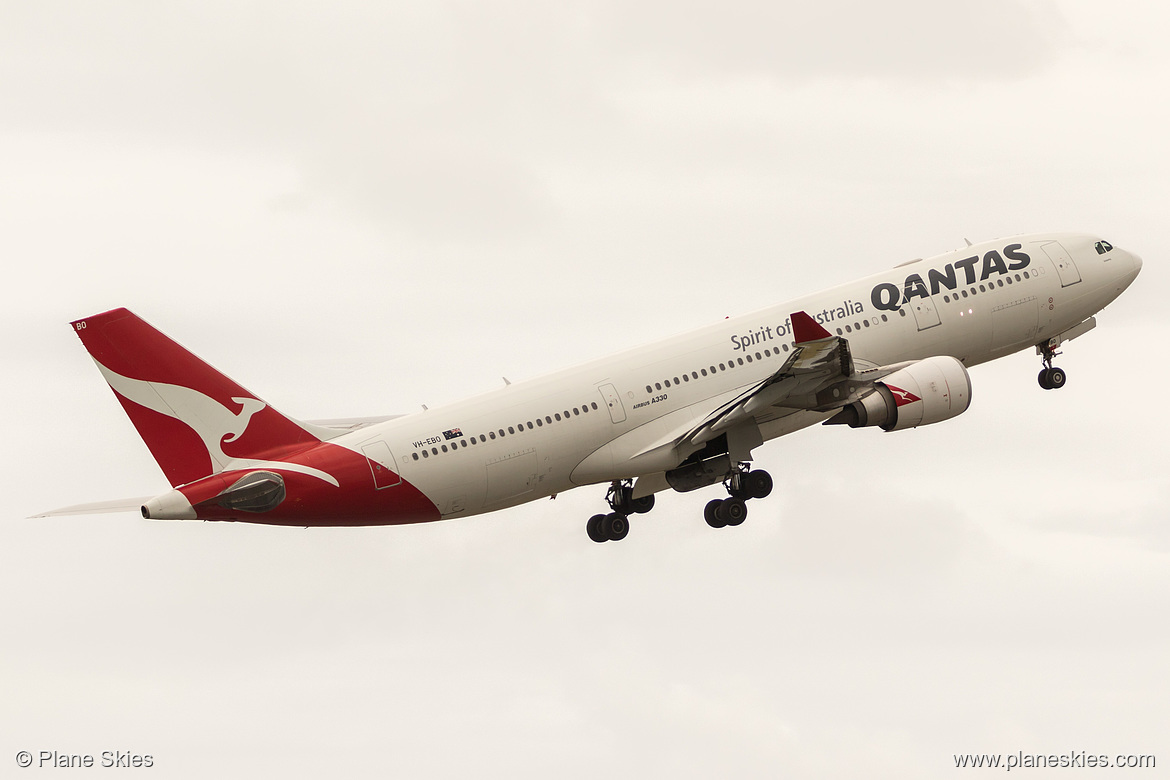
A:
[1037, 340, 1067, 390]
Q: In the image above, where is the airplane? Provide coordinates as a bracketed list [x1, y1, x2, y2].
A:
[35, 232, 1141, 542]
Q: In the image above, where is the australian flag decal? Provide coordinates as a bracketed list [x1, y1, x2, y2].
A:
[443, 428, 464, 440]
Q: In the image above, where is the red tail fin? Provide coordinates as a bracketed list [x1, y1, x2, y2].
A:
[71, 309, 328, 487]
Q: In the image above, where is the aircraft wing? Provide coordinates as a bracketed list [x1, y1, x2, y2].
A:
[678, 311, 903, 450]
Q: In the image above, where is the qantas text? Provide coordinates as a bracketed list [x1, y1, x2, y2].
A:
[871, 244, 1031, 311]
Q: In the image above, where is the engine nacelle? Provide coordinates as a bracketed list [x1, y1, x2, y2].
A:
[826, 355, 972, 431]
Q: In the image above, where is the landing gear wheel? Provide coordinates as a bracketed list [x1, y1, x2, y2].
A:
[1038, 367, 1067, 390]
[704, 499, 726, 528]
[630, 494, 655, 514]
[717, 497, 748, 526]
[605, 512, 629, 541]
[745, 470, 773, 499]
[587, 514, 608, 543]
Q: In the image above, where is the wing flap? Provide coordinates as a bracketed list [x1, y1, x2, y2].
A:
[677, 310, 857, 449]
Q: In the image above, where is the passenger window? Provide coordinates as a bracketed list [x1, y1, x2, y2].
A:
[441, 444, 448, 453]
[422, 449, 429, 458]
[412, 452, 419, 461]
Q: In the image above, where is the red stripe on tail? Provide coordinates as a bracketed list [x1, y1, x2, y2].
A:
[71, 309, 323, 487]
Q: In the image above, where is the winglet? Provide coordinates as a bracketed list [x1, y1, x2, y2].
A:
[790, 311, 833, 344]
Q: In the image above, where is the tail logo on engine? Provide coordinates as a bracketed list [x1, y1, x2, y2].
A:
[886, 385, 922, 407]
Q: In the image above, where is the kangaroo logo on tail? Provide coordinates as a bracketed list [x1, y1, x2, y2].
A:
[94, 361, 338, 486]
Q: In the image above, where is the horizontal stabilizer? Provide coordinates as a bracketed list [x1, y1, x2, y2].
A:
[29, 497, 153, 519]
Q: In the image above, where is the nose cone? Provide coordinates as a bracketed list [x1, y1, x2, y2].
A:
[1131, 251, 1143, 277]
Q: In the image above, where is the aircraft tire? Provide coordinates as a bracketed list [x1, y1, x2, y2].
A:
[630, 494, 655, 514]
[704, 499, 726, 528]
[746, 470, 773, 499]
[1038, 369, 1052, 389]
[1048, 367, 1066, 389]
[605, 512, 630, 541]
[587, 514, 608, 543]
[718, 497, 748, 526]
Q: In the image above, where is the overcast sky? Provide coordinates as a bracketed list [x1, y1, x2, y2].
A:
[2, 1, 1168, 777]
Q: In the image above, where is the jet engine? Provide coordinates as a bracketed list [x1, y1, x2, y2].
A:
[826, 355, 972, 432]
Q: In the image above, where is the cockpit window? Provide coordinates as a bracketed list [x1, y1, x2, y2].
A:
[1095, 240, 1114, 254]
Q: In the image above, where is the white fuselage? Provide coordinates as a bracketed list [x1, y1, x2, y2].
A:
[332, 233, 1141, 519]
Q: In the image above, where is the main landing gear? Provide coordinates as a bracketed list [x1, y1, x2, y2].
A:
[585, 467, 774, 542]
[704, 465, 773, 529]
[1037, 340, 1067, 390]
[586, 481, 654, 543]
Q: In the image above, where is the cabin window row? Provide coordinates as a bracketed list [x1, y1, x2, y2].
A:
[836, 313, 893, 335]
[643, 349, 780, 393]
[940, 271, 1031, 304]
[410, 401, 601, 460]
